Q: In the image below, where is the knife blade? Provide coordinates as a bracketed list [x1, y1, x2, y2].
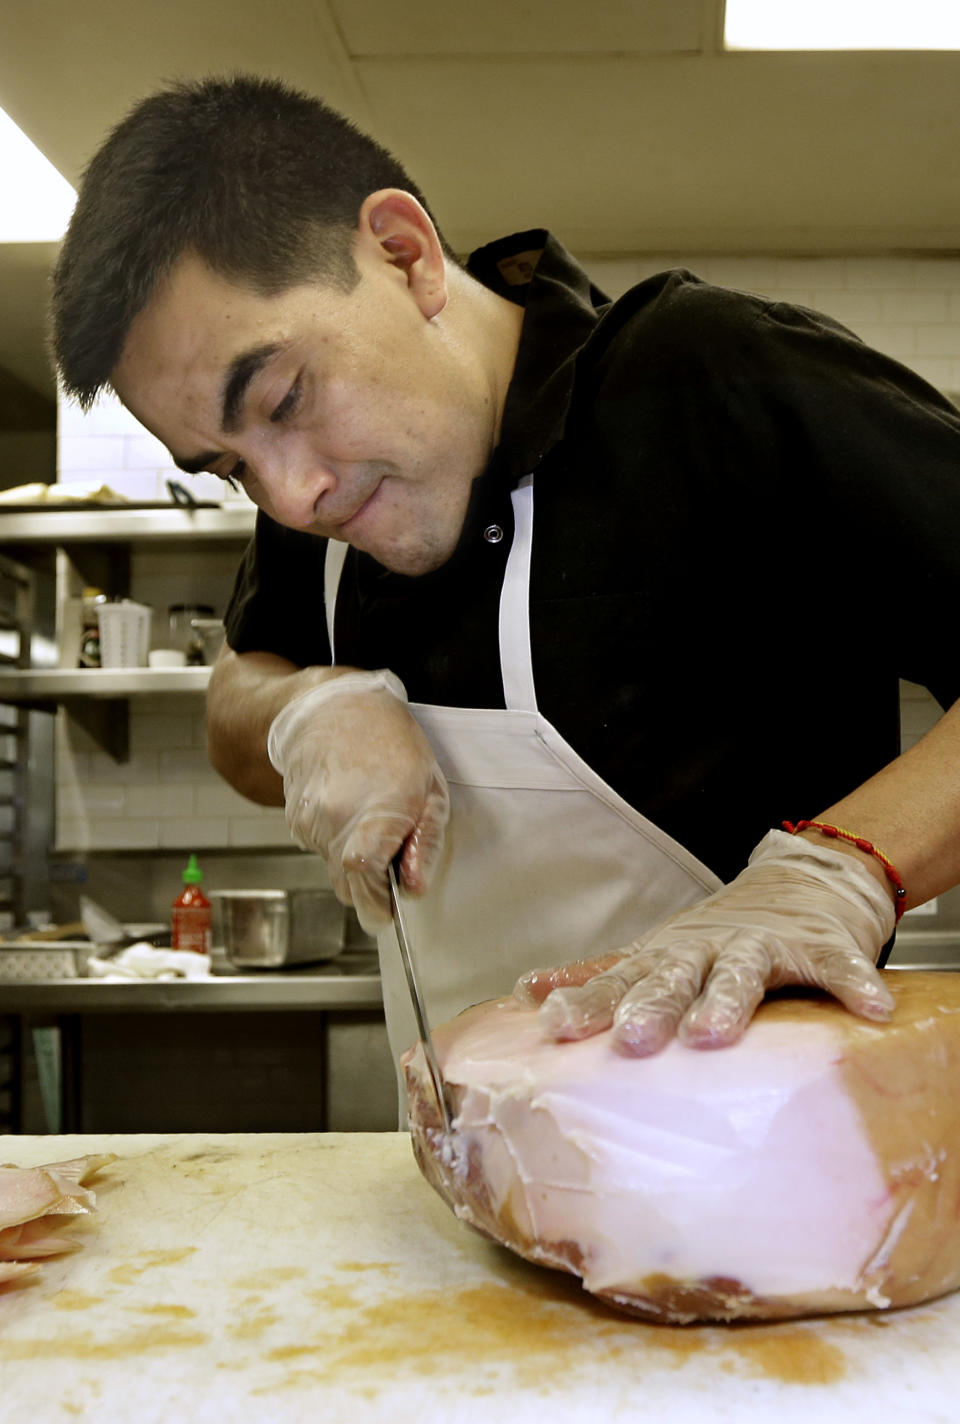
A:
[79, 895, 168, 959]
[387, 861, 452, 1135]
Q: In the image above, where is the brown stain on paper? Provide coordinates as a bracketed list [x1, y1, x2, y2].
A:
[0, 1323, 208, 1362]
[53, 1291, 103, 1313]
[307, 1282, 361, 1311]
[108, 1247, 197, 1285]
[336, 1260, 399, 1275]
[131, 1303, 197, 1321]
[637, 1318, 846, 1382]
[228, 1307, 281, 1342]
[719, 1327, 846, 1384]
[260, 1268, 848, 1394]
[231, 1265, 306, 1291]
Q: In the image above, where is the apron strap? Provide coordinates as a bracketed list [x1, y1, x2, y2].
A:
[499, 476, 538, 713]
[323, 539, 349, 662]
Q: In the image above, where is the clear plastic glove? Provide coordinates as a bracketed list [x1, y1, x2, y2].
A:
[518, 829, 897, 1056]
[267, 670, 449, 931]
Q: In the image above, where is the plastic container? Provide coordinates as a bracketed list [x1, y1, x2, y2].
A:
[171, 854, 211, 955]
[97, 599, 152, 668]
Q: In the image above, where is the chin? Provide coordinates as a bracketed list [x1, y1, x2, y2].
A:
[368, 535, 456, 578]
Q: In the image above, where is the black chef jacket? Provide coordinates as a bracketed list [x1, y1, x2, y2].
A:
[224, 230, 960, 883]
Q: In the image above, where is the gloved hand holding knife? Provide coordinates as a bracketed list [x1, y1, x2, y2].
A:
[267, 668, 450, 932]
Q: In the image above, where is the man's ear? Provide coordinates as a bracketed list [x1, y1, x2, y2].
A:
[356, 189, 448, 319]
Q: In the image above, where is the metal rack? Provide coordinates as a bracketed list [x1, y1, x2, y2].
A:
[0, 1015, 21, 1133]
[0, 556, 53, 1131]
[0, 504, 252, 925]
[0, 550, 52, 928]
[0, 504, 255, 760]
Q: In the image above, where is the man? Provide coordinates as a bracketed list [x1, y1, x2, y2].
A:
[51, 75, 960, 1077]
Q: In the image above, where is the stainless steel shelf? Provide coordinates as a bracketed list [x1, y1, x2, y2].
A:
[0, 505, 255, 545]
[0, 666, 211, 702]
[888, 928, 960, 967]
[0, 505, 252, 760]
[0, 962, 383, 1012]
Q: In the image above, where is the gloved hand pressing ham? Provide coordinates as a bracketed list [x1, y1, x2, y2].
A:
[267, 669, 450, 931]
[404, 970, 960, 1323]
[521, 829, 897, 1054]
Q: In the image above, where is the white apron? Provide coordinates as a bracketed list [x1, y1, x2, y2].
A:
[325, 475, 723, 1083]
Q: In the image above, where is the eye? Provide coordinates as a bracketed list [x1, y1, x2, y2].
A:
[222, 461, 245, 488]
[270, 376, 302, 424]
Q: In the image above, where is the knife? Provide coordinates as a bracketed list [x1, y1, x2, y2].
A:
[387, 860, 452, 1135]
[79, 895, 168, 959]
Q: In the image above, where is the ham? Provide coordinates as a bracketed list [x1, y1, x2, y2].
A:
[403, 969, 960, 1323]
[0, 1155, 114, 1285]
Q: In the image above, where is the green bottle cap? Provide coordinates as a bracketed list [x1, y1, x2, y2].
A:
[182, 853, 203, 885]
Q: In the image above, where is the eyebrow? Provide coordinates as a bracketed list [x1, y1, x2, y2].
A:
[221, 343, 281, 433]
[170, 342, 282, 476]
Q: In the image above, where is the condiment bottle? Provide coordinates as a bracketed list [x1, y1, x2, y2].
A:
[171, 854, 211, 954]
[78, 587, 107, 668]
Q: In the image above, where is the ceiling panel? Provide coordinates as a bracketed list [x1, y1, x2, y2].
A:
[0, 0, 375, 186]
[2, 0, 960, 409]
[360, 51, 960, 253]
[330, 0, 708, 56]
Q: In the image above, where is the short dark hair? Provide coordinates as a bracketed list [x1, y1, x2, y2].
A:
[50, 73, 451, 408]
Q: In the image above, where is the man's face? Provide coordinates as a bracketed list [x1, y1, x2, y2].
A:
[112, 246, 497, 576]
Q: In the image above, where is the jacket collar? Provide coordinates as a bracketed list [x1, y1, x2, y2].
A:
[467, 230, 610, 481]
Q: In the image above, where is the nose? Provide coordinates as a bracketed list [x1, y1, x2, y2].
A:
[256, 446, 337, 531]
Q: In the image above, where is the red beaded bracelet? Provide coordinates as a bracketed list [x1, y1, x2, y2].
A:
[782, 820, 908, 923]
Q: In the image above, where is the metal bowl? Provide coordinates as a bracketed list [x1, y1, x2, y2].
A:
[209, 889, 346, 968]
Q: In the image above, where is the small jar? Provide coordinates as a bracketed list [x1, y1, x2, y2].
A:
[168, 604, 215, 666]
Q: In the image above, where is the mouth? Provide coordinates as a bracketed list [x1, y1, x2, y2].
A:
[336, 480, 383, 537]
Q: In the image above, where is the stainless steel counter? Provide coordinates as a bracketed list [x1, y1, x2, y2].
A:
[0, 949, 382, 1013]
[0, 949, 391, 1134]
[888, 927, 960, 969]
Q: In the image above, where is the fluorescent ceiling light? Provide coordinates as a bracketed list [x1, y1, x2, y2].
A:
[0, 106, 75, 242]
[725, 0, 960, 50]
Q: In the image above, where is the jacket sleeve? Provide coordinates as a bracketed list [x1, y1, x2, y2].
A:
[605, 274, 960, 711]
[223, 511, 333, 668]
[731, 295, 960, 710]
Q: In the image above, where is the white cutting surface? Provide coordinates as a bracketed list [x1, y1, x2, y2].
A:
[0, 1133, 957, 1424]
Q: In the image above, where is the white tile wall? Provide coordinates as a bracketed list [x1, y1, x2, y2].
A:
[56, 390, 252, 506]
[55, 253, 957, 851]
[53, 697, 291, 853]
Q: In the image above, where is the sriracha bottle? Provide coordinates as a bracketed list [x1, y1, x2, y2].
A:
[171, 854, 211, 954]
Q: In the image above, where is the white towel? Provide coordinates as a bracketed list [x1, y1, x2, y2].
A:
[86, 943, 212, 981]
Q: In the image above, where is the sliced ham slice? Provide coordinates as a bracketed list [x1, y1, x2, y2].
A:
[404, 970, 960, 1323]
[0, 1155, 114, 1284]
